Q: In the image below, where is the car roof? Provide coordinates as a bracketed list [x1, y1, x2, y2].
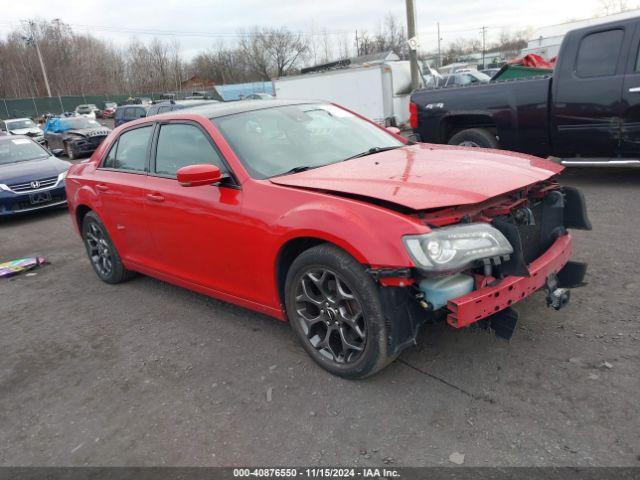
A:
[116, 104, 148, 109]
[178, 99, 316, 118]
[4, 118, 32, 122]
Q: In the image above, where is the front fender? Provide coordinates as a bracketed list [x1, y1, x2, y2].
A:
[275, 199, 426, 268]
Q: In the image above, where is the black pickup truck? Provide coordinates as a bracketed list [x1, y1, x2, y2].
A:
[410, 16, 640, 166]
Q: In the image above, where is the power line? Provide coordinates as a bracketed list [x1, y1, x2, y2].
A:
[0, 20, 353, 38]
[0, 19, 516, 40]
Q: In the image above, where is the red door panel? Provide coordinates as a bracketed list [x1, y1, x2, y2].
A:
[142, 176, 261, 300]
[89, 170, 152, 265]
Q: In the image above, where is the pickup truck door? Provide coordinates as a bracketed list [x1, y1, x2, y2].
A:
[620, 21, 640, 158]
[551, 25, 630, 158]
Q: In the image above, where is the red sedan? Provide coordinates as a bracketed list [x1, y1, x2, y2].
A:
[65, 100, 591, 378]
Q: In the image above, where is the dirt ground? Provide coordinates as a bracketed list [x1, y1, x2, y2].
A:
[0, 167, 638, 467]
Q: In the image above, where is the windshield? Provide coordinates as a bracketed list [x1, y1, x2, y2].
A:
[7, 119, 36, 130]
[0, 138, 49, 165]
[212, 103, 404, 179]
[66, 118, 101, 129]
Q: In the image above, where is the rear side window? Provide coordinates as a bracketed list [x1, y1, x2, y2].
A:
[115, 108, 124, 120]
[576, 29, 624, 78]
[154, 123, 226, 177]
[102, 126, 152, 172]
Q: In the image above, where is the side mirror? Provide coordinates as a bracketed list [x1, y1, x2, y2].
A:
[386, 126, 401, 135]
[51, 148, 65, 157]
[177, 164, 222, 187]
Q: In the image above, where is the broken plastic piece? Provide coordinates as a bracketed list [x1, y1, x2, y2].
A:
[0, 257, 48, 278]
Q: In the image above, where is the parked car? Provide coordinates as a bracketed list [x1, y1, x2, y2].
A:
[44, 116, 111, 160]
[410, 16, 640, 166]
[0, 118, 45, 145]
[101, 102, 118, 119]
[243, 93, 274, 100]
[0, 135, 70, 215]
[75, 104, 100, 119]
[480, 68, 501, 79]
[114, 105, 148, 127]
[65, 100, 590, 378]
[146, 100, 219, 116]
[434, 70, 491, 88]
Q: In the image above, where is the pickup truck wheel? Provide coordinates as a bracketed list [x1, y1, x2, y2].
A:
[82, 211, 135, 284]
[449, 128, 499, 149]
[285, 244, 393, 379]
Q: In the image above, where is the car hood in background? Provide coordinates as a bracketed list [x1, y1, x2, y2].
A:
[269, 144, 563, 211]
[0, 156, 71, 186]
[9, 128, 43, 137]
[65, 127, 111, 138]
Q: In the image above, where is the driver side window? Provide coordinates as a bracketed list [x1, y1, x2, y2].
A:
[154, 123, 227, 177]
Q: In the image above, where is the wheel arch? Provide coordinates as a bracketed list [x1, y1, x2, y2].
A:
[440, 112, 497, 143]
[75, 204, 92, 231]
[274, 235, 369, 313]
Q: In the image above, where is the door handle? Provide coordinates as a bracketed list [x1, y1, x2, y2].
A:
[146, 192, 165, 202]
[629, 87, 640, 93]
[95, 184, 109, 192]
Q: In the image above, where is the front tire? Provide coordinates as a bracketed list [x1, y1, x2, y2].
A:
[285, 244, 394, 379]
[82, 211, 134, 284]
[65, 142, 76, 160]
[448, 128, 499, 148]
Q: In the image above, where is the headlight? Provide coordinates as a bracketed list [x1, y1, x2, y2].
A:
[0, 183, 11, 192]
[57, 170, 68, 183]
[403, 223, 513, 273]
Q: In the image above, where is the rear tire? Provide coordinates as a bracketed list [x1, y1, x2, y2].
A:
[285, 244, 394, 379]
[449, 128, 499, 148]
[82, 211, 135, 284]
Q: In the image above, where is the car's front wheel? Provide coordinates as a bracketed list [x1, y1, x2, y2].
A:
[82, 211, 135, 284]
[285, 244, 394, 379]
[65, 143, 76, 160]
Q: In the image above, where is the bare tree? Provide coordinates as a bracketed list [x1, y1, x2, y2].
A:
[238, 27, 308, 79]
[599, 0, 634, 15]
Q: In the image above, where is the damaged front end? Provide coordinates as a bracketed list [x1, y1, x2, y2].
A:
[66, 129, 110, 155]
[372, 182, 591, 356]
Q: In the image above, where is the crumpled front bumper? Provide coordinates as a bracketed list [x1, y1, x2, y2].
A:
[447, 233, 576, 328]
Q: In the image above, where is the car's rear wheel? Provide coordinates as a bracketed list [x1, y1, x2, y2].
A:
[285, 244, 393, 379]
[82, 211, 134, 284]
[448, 128, 499, 148]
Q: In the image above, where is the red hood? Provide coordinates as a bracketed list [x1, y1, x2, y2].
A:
[269, 144, 563, 210]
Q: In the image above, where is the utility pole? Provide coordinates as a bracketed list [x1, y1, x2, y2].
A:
[405, 0, 420, 91]
[480, 26, 487, 69]
[27, 21, 52, 98]
[437, 22, 442, 68]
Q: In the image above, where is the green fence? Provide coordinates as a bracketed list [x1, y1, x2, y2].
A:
[0, 92, 188, 119]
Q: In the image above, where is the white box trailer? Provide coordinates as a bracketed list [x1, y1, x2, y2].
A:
[273, 61, 415, 127]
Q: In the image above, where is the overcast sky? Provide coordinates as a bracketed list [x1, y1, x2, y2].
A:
[0, 0, 619, 59]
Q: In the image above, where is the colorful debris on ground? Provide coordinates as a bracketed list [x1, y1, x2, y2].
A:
[0, 257, 48, 278]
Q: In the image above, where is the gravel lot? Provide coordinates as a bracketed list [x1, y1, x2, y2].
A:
[0, 167, 638, 467]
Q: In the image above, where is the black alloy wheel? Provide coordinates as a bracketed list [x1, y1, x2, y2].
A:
[294, 268, 367, 364]
[84, 221, 113, 278]
[81, 211, 135, 284]
[285, 244, 394, 379]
